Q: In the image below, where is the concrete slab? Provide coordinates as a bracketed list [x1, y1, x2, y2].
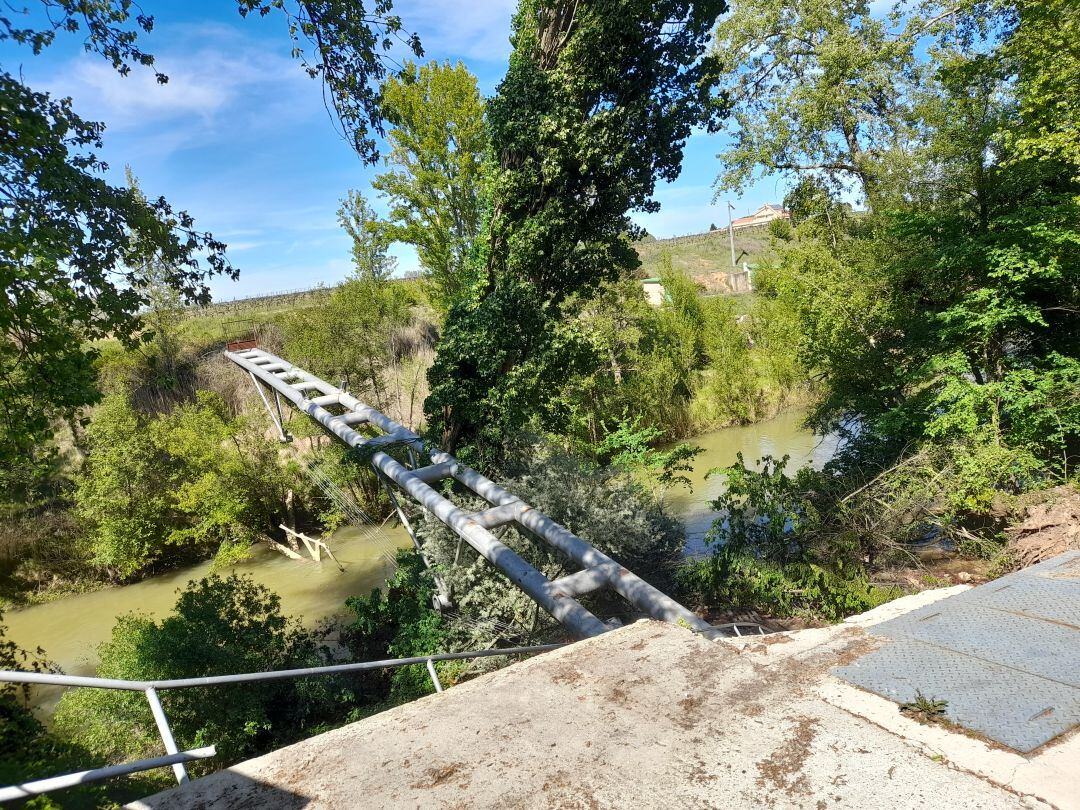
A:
[133, 602, 1075, 809]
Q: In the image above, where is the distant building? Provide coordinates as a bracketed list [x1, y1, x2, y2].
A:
[641, 277, 666, 306]
[730, 203, 790, 231]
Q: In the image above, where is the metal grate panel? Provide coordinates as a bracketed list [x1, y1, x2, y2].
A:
[835, 638, 1080, 752]
[873, 603, 1080, 687]
[835, 551, 1080, 751]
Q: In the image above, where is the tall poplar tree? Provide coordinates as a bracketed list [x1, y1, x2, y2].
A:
[375, 61, 487, 314]
[424, 0, 727, 455]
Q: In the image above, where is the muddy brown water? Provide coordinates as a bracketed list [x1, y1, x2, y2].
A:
[4, 409, 835, 715]
[663, 409, 840, 554]
[4, 524, 409, 715]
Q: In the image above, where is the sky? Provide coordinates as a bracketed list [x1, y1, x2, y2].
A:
[1, 0, 790, 300]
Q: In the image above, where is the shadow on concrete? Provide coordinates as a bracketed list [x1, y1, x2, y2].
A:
[129, 770, 311, 809]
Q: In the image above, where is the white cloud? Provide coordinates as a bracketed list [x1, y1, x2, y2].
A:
[56, 59, 229, 128]
[221, 240, 265, 253]
[397, 0, 516, 66]
[43, 24, 315, 145]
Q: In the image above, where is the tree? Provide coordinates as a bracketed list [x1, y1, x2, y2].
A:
[283, 271, 413, 412]
[76, 392, 302, 579]
[342, 550, 445, 704]
[556, 276, 700, 450]
[75, 395, 174, 580]
[0, 0, 422, 482]
[710, 0, 923, 205]
[236, 0, 423, 163]
[749, 0, 1079, 512]
[53, 575, 344, 771]
[374, 61, 487, 314]
[0, 75, 234, 479]
[151, 392, 298, 557]
[690, 296, 759, 426]
[338, 191, 397, 280]
[425, 0, 727, 457]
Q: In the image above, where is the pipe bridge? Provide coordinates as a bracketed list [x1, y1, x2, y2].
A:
[226, 347, 717, 641]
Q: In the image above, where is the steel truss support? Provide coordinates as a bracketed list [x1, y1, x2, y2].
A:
[227, 348, 717, 640]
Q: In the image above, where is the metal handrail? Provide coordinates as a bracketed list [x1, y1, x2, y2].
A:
[0, 748, 217, 804]
[0, 642, 565, 800]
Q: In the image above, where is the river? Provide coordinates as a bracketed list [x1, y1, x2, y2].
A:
[4, 523, 410, 715]
[4, 409, 836, 707]
[664, 409, 840, 554]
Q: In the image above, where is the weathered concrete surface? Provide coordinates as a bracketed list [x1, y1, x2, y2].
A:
[132, 590, 1076, 809]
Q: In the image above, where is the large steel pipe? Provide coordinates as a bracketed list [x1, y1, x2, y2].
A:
[225, 349, 716, 640]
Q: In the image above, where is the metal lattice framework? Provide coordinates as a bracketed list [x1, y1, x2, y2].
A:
[226, 347, 718, 640]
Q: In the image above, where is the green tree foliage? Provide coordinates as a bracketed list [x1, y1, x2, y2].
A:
[235, 0, 423, 163]
[425, 0, 727, 457]
[342, 550, 446, 704]
[53, 574, 347, 772]
[678, 454, 900, 620]
[76, 393, 300, 579]
[0, 74, 234, 482]
[997, 0, 1079, 172]
[555, 261, 807, 449]
[416, 439, 684, 645]
[75, 395, 174, 580]
[786, 2, 1079, 484]
[707, 1, 1079, 583]
[0, 0, 423, 485]
[338, 191, 397, 281]
[689, 296, 759, 426]
[282, 271, 414, 413]
[711, 0, 921, 204]
[0, 613, 109, 807]
[557, 277, 700, 450]
[375, 61, 487, 314]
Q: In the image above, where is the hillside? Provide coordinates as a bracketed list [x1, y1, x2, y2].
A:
[634, 226, 775, 279]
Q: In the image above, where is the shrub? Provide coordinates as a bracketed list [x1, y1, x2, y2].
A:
[53, 575, 350, 773]
[415, 438, 685, 645]
[341, 550, 446, 705]
[0, 613, 108, 808]
[677, 453, 902, 621]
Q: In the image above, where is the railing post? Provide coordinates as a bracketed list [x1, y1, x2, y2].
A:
[144, 687, 188, 785]
[426, 659, 443, 693]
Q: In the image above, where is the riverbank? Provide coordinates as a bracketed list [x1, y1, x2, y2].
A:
[4, 410, 837, 683]
[3, 524, 410, 697]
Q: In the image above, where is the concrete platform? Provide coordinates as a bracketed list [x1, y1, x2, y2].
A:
[133, 588, 1078, 810]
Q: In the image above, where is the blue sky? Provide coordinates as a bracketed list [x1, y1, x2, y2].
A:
[2, 1, 789, 300]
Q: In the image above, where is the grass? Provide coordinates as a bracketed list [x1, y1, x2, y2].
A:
[635, 226, 776, 279]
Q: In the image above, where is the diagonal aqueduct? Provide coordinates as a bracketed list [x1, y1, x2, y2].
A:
[225, 345, 719, 641]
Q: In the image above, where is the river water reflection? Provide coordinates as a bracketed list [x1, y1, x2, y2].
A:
[663, 409, 840, 554]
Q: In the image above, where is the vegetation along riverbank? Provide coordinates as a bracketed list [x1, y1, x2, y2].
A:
[1, 0, 1076, 804]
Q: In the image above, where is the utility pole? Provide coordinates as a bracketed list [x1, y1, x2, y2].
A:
[727, 201, 737, 267]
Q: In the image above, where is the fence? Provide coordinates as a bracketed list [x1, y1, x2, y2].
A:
[0, 643, 565, 803]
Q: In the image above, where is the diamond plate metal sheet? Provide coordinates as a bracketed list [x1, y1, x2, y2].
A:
[889, 575, 1080, 631]
[836, 638, 1080, 752]
[835, 551, 1080, 751]
[873, 603, 1080, 687]
[957, 574, 1080, 630]
[1022, 549, 1080, 576]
